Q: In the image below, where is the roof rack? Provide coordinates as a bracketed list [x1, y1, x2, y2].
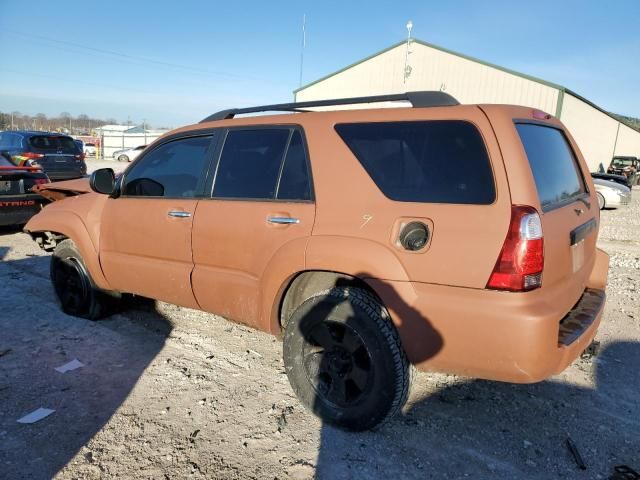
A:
[199, 91, 459, 123]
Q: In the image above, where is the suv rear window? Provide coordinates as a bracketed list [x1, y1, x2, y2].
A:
[335, 121, 495, 204]
[516, 124, 586, 211]
[29, 136, 78, 153]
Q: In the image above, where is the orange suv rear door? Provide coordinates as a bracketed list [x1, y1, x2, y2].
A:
[191, 127, 315, 327]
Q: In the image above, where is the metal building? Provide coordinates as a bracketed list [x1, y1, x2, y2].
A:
[95, 124, 169, 159]
[294, 38, 640, 172]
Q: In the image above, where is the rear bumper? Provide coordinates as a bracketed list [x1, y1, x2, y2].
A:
[366, 250, 608, 383]
[42, 164, 87, 181]
[0, 195, 45, 226]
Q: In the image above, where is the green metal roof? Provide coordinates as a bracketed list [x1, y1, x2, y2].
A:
[293, 38, 637, 131]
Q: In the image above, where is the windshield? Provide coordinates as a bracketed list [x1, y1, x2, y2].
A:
[612, 158, 634, 166]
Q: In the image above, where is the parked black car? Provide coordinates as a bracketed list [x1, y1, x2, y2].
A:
[0, 131, 87, 181]
[591, 172, 633, 189]
[0, 152, 50, 226]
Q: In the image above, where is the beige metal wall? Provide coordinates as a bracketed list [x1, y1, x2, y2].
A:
[296, 41, 640, 172]
[559, 93, 621, 172]
[296, 42, 560, 115]
[614, 123, 640, 157]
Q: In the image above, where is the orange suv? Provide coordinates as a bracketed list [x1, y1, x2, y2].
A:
[25, 92, 609, 431]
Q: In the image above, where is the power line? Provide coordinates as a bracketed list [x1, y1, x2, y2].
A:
[1, 68, 155, 95]
[4, 29, 271, 83]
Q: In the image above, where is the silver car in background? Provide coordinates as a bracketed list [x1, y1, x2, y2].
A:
[112, 145, 146, 162]
[593, 178, 631, 209]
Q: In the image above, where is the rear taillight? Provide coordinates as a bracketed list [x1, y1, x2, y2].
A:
[34, 178, 49, 185]
[16, 152, 44, 163]
[75, 153, 85, 162]
[487, 205, 544, 292]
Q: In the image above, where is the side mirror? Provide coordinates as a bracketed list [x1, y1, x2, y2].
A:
[90, 168, 115, 195]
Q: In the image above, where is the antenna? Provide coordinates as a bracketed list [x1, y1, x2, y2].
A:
[403, 20, 413, 84]
[299, 14, 306, 88]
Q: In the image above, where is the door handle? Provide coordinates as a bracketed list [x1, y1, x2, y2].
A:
[267, 216, 300, 225]
[168, 211, 192, 218]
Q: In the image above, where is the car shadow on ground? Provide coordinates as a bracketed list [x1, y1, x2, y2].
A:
[315, 339, 640, 479]
[304, 275, 638, 479]
[0, 252, 172, 480]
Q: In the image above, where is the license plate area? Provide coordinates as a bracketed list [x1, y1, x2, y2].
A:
[0, 180, 22, 195]
[571, 240, 585, 273]
[569, 218, 596, 273]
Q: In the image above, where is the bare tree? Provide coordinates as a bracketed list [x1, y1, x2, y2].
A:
[1, 110, 153, 134]
[35, 113, 47, 130]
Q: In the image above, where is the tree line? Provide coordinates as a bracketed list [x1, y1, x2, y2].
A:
[612, 113, 640, 133]
[0, 111, 128, 135]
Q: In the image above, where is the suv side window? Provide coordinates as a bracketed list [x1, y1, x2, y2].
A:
[213, 128, 312, 201]
[335, 121, 495, 205]
[276, 130, 312, 201]
[122, 135, 213, 198]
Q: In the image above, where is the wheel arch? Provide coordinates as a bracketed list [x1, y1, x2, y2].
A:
[264, 235, 411, 336]
[25, 209, 112, 290]
[277, 270, 380, 331]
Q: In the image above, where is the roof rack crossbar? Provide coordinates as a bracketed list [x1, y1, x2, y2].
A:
[199, 91, 459, 123]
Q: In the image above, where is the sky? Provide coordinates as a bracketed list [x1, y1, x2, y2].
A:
[0, 0, 638, 128]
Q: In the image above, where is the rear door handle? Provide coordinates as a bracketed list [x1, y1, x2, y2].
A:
[267, 216, 300, 225]
[168, 211, 192, 218]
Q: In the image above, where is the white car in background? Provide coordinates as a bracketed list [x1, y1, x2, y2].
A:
[113, 145, 146, 162]
[84, 143, 96, 156]
[593, 178, 631, 209]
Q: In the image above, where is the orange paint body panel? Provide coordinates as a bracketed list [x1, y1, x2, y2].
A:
[25, 101, 609, 384]
[191, 200, 315, 328]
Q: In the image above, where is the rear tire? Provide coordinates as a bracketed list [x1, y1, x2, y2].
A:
[50, 239, 118, 320]
[597, 192, 605, 210]
[283, 287, 410, 431]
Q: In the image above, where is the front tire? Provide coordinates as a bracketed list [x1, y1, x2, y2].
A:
[50, 239, 118, 320]
[597, 192, 605, 210]
[117, 154, 129, 162]
[283, 287, 410, 431]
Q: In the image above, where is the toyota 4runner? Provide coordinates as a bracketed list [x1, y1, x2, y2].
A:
[25, 92, 609, 431]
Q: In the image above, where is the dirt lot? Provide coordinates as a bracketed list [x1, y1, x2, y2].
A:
[1, 160, 638, 479]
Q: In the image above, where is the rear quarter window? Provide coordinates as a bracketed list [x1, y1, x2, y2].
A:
[335, 121, 495, 204]
[516, 124, 586, 212]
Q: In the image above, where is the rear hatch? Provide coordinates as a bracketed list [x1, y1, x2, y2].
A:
[28, 135, 82, 177]
[515, 122, 598, 302]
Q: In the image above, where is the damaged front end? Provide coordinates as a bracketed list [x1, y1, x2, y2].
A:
[31, 177, 92, 202]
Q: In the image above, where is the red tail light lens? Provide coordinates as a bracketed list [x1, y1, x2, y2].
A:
[487, 205, 544, 292]
[75, 153, 85, 162]
[34, 178, 49, 185]
[18, 152, 44, 161]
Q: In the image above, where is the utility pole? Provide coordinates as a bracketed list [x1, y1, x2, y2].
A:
[298, 14, 306, 88]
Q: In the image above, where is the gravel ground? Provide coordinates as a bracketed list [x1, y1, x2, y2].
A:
[0, 168, 638, 479]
